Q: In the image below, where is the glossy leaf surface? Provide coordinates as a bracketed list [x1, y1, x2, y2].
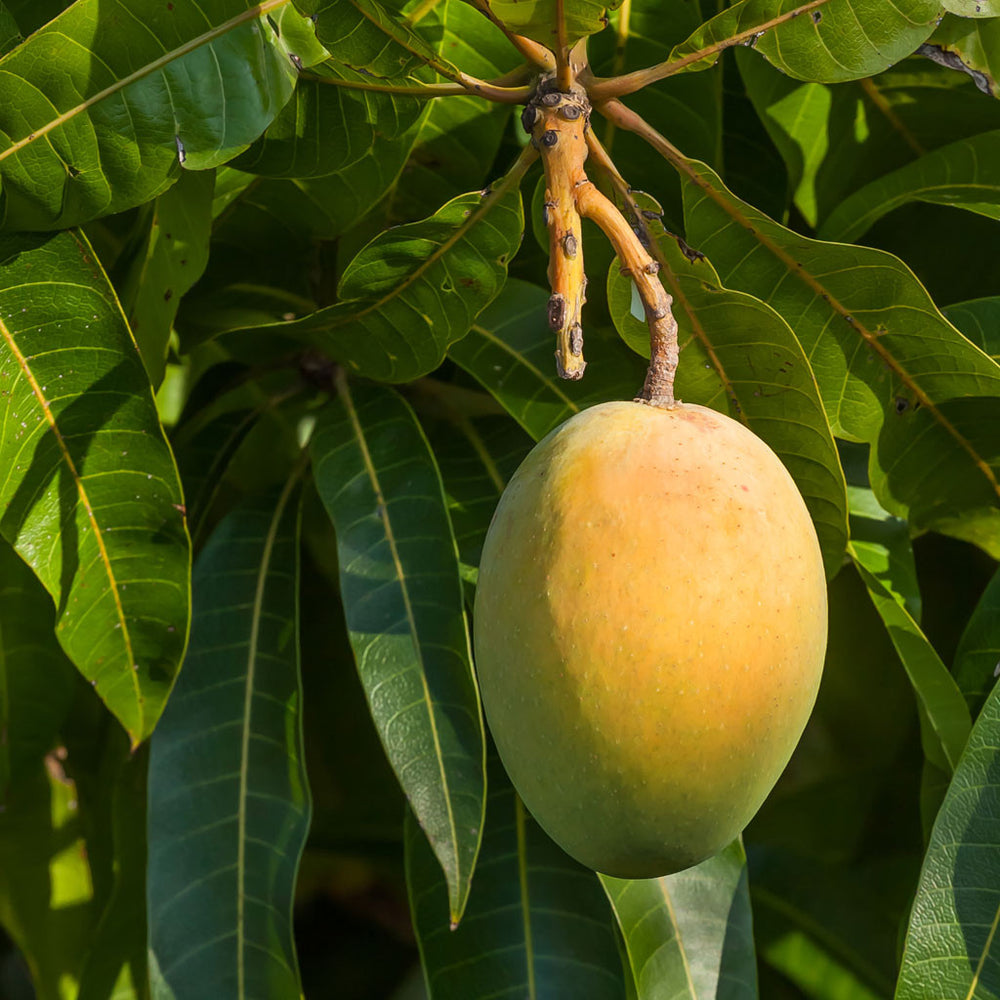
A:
[0, 231, 190, 743]
[147, 486, 310, 999]
[311, 379, 485, 925]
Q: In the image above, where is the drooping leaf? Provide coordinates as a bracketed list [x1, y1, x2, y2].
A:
[607, 223, 848, 579]
[407, 751, 626, 999]
[0, 230, 190, 744]
[896, 675, 1000, 1000]
[448, 279, 646, 441]
[147, 485, 310, 999]
[676, 154, 1000, 548]
[480, 0, 624, 49]
[0, 540, 76, 798]
[121, 169, 215, 387]
[953, 566, 1000, 714]
[311, 378, 485, 925]
[600, 840, 758, 1000]
[223, 179, 526, 381]
[0, 0, 298, 231]
[820, 130, 1000, 243]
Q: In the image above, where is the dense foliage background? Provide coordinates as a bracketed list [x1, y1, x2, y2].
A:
[1, 0, 1000, 997]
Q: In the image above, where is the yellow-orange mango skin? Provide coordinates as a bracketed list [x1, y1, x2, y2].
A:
[474, 401, 827, 878]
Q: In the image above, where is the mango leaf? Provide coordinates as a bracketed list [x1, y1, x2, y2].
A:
[850, 542, 971, 773]
[820, 130, 1000, 242]
[946, 297, 1000, 361]
[677, 155, 1000, 546]
[953, 566, 1000, 714]
[121, 169, 215, 387]
[223, 180, 525, 381]
[0, 0, 298, 231]
[311, 378, 485, 925]
[607, 224, 848, 579]
[665, 0, 940, 83]
[480, 0, 624, 49]
[407, 750, 626, 999]
[0, 230, 190, 744]
[896, 675, 1000, 1000]
[600, 840, 758, 1000]
[448, 279, 646, 441]
[924, 14, 1000, 95]
[147, 485, 310, 999]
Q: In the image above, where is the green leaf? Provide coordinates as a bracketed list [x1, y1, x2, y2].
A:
[121, 169, 215, 387]
[946, 297, 1000, 362]
[896, 675, 1000, 1000]
[0, 540, 76, 797]
[953, 566, 1000, 713]
[600, 841, 758, 1000]
[850, 542, 972, 773]
[678, 156, 1000, 543]
[311, 378, 485, 925]
[0, 230, 190, 744]
[482, 0, 624, 48]
[0, 0, 298, 231]
[925, 14, 1000, 96]
[225, 180, 525, 381]
[942, 0, 1000, 14]
[0, 2, 19, 56]
[448, 279, 646, 441]
[820, 130, 1000, 243]
[607, 223, 848, 579]
[147, 484, 310, 999]
[407, 751, 626, 999]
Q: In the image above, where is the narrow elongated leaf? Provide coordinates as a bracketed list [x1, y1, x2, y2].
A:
[147, 485, 310, 1000]
[896, 676, 1000, 1000]
[953, 566, 1000, 713]
[0, 231, 190, 743]
[407, 751, 626, 999]
[0, 540, 76, 797]
[850, 544, 971, 773]
[448, 279, 646, 441]
[311, 379, 485, 925]
[820, 131, 1000, 242]
[607, 227, 848, 579]
[601, 841, 758, 1000]
[678, 155, 1000, 544]
[0, 0, 298, 231]
[225, 181, 525, 381]
[481, 0, 624, 48]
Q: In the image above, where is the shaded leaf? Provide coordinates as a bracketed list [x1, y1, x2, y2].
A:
[0, 230, 190, 744]
[147, 485, 310, 999]
[0, 2, 19, 56]
[224, 180, 525, 381]
[601, 841, 758, 1000]
[953, 566, 1000, 714]
[820, 130, 1000, 242]
[946, 297, 1000, 362]
[678, 155, 1000, 546]
[896, 675, 1000, 999]
[924, 14, 1000, 96]
[311, 378, 485, 924]
[482, 0, 624, 48]
[448, 279, 645, 441]
[407, 751, 625, 999]
[0, 0, 297, 230]
[607, 223, 848, 579]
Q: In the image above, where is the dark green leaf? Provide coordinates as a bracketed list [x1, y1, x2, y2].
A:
[224, 180, 525, 381]
[482, 0, 624, 48]
[896, 675, 1000, 999]
[0, 0, 297, 230]
[946, 297, 1000, 362]
[679, 156, 1000, 547]
[407, 751, 626, 999]
[953, 566, 1000, 713]
[0, 231, 190, 744]
[147, 485, 310, 999]
[607, 224, 848, 579]
[311, 379, 485, 925]
[0, 2, 19, 56]
[601, 841, 758, 1000]
[448, 279, 646, 441]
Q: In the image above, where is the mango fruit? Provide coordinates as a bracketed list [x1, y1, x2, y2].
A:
[473, 400, 827, 877]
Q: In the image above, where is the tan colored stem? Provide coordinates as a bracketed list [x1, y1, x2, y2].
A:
[305, 70, 532, 104]
[464, 0, 556, 70]
[587, 0, 831, 101]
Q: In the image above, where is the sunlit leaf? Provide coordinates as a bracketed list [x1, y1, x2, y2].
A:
[311, 378, 485, 924]
[896, 675, 1000, 999]
[407, 751, 625, 999]
[481, 0, 624, 49]
[0, 0, 298, 230]
[601, 841, 757, 1000]
[0, 230, 190, 744]
[924, 14, 1000, 96]
[147, 485, 310, 999]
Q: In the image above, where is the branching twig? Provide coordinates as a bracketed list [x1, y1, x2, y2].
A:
[554, 0, 573, 90]
[303, 66, 533, 104]
[464, 0, 557, 70]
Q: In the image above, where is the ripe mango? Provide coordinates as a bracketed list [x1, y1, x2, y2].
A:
[474, 400, 827, 877]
